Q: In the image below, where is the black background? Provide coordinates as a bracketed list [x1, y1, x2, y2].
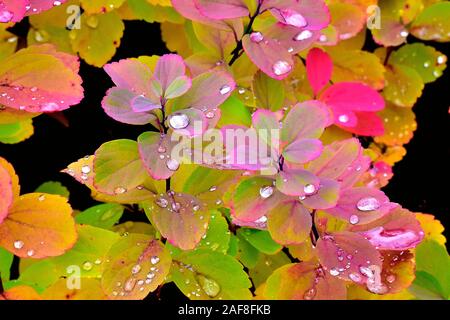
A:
[1, 20, 449, 298]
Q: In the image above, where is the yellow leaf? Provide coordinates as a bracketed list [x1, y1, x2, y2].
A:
[416, 213, 446, 246]
[161, 22, 192, 57]
[0, 193, 77, 259]
[70, 12, 124, 67]
[374, 104, 417, 146]
[80, 0, 126, 14]
[0, 285, 41, 300]
[42, 278, 107, 300]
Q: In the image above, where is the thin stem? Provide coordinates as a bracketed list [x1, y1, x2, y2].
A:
[160, 99, 171, 192]
[228, 3, 262, 66]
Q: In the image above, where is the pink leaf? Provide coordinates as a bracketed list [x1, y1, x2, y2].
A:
[138, 132, 180, 180]
[354, 207, 424, 251]
[316, 231, 382, 284]
[154, 54, 188, 95]
[104, 59, 155, 96]
[264, 0, 330, 30]
[282, 139, 323, 164]
[25, 0, 67, 16]
[0, 44, 83, 112]
[242, 33, 294, 80]
[281, 101, 329, 145]
[320, 82, 385, 112]
[194, 0, 248, 19]
[306, 48, 333, 96]
[130, 95, 161, 113]
[342, 111, 385, 136]
[102, 88, 157, 125]
[275, 169, 320, 197]
[0, 163, 14, 224]
[265, 24, 320, 55]
[301, 178, 340, 210]
[325, 187, 395, 226]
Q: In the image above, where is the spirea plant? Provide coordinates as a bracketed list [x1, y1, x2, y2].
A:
[0, 0, 449, 300]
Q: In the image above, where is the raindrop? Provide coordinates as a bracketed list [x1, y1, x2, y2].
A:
[294, 30, 313, 41]
[356, 197, 380, 212]
[155, 197, 168, 208]
[259, 186, 274, 199]
[193, 204, 200, 211]
[157, 145, 166, 153]
[280, 10, 307, 28]
[272, 60, 292, 76]
[303, 288, 316, 300]
[197, 274, 221, 298]
[131, 264, 141, 274]
[338, 114, 349, 123]
[124, 278, 136, 292]
[386, 274, 396, 283]
[349, 215, 360, 225]
[303, 184, 316, 195]
[150, 256, 160, 265]
[250, 32, 264, 43]
[349, 273, 362, 283]
[27, 249, 35, 257]
[205, 111, 215, 119]
[166, 158, 180, 171]
[437, 55, 447, 65]
[400, 30, 409, 38]
[38, 194, 46, 201]
[114, 186, 127, 195]
[219, 85, 232, 95]
[53, 1, 62, 5]
[14, 240, 24, 249]
[83, 261, 93, 271]
[169, 113, 190, 129]
[86, 15, 99, 29]
[209, 186, 217, 192]
[0, 10, 14, 23]
[81, 165, 91, 174]
[329, 268, 340, 276]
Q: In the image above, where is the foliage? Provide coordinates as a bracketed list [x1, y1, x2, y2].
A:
[0, 0, 449, 301]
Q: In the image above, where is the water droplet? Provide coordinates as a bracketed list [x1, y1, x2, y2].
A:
[26, 249, 35, 257]
[303, 184, 316, 195]
[386, 274, 396, 283]
[169, 113, 190, 129]
[329, 268, 340, 276]
[14, 240, 24, 249]
[349, 215, 360, 225]
[255, 215, 268, 224]
[272, 60, 292, 76]
[172, 202, 181, 211]
[124, 278, 136, 292]
[259, 185, 274, 199]
[30, 87, 38, 92]
[34, 30, 50, 42]
[193, 204, 200, 211]
[400, 30, 409, 38]
[94, 259, 102, 265]
[205, 111, 215, 119]
[280, 9, 307, 28]
[357, 197, 380, 212]
[86, 15, 99, 29]
[250, 32, 264, 43]
[81, 165, 91, 174]
[197, 274, 221, 298]
[303, 288, 316, 300]
[131, 264, 141, 274]
[319, 34, 327, 42]
[83, 261, 93, 271]
[155, 197, 168, 208]
[166, 158, 180, 171]
[294, 30, 313, 41]
[38, 194, 46, 201]
[150, 256, 160, 265]
[219, 85, 232, 95]
[338, 114, 349, 123]
[0, 10, 14, 23]
[157, 145, 166, 153]
[437, 55, 447, 65]
[114, 186, 127, 195]
[349, 273, 362, 283]
[209, 186, 217, 192]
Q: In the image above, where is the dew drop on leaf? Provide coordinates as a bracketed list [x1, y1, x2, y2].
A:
[169, 113, 190, 129]
[250, 32, 264, 43]
[294, 30, 313, 41]
[259, 186, 274, 199]
[150, 256, 160, 265]
[14, 240, 24, 249]
[197, 274, 221, 298]
[272, 60, 292, 76]
[356, 197, 380, 212]
[219, 85, 232, 95]
[114, 186, 127, 195]
[166, 158, 180, 171]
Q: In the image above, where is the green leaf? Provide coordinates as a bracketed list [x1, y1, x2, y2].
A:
[35, 181, 70, 199]
[0, 119, 34, 144]
[196, 211, 230, 254]
[248, 251, 291, 289]
[252, 70, 285, 111]
[390, 43, 447, 84]
[101, 233, 171, 300]
[127, 0, 183, 23]
[94, 139, 147, 195]
[19, 225, 120, 292]
[236, 235, 260, 269]
[412, 240, 450, 299]
[384, 63, 424, 107]
[171, 249, 252, 300]
[237, 228, 282, 255]
[411, 2, 450, 42]
[217, 96, 252, 128]
[75, 203, 124, 229]
[0, 247, 13, 282]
